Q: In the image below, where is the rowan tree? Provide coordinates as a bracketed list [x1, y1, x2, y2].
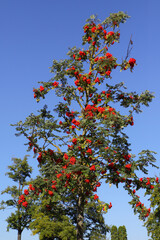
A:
[0, 156, 33, 240]
[13, 12, 158, 240]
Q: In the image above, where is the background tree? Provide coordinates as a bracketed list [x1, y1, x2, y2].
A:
[144, 177, 160, 240]
[30, 213, 76, 240]
[118, 225, 127, 240]
[0, 156, 33, 240]
[111, 225, 118, 240]
[13, 12, 158, 240]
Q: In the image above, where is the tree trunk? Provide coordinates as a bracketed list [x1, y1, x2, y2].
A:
[18, 230, 21, 240]
[77, 195, 84, 240]
[18, 180, 22, 240]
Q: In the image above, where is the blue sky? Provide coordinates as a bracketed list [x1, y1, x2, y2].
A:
[0, 0, 160, 239]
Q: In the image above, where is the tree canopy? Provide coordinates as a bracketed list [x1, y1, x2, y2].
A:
[0, 156, 33, 240]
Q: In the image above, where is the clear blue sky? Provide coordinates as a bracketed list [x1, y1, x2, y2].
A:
[0, 0, 160, 239]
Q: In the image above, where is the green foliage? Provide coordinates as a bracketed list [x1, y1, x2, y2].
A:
[118, 225, 127, 240]
[111, 225, 118, 240]
[6, 211, 32, 232]
[144, 178, 160, 240]
[5, 155, 32, 184]
[110, 225, 128, 240]
[89, 230, 107, 240]
[30, 212, 76, 240]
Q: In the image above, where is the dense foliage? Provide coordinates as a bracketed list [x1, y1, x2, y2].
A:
[144, 177, 160, 240]
[118, 225, 127, 240]
[111, 225, 118, 240]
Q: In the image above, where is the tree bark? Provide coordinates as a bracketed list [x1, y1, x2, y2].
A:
[18, 230, 21, 240]
[77, 194, 84, 240]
